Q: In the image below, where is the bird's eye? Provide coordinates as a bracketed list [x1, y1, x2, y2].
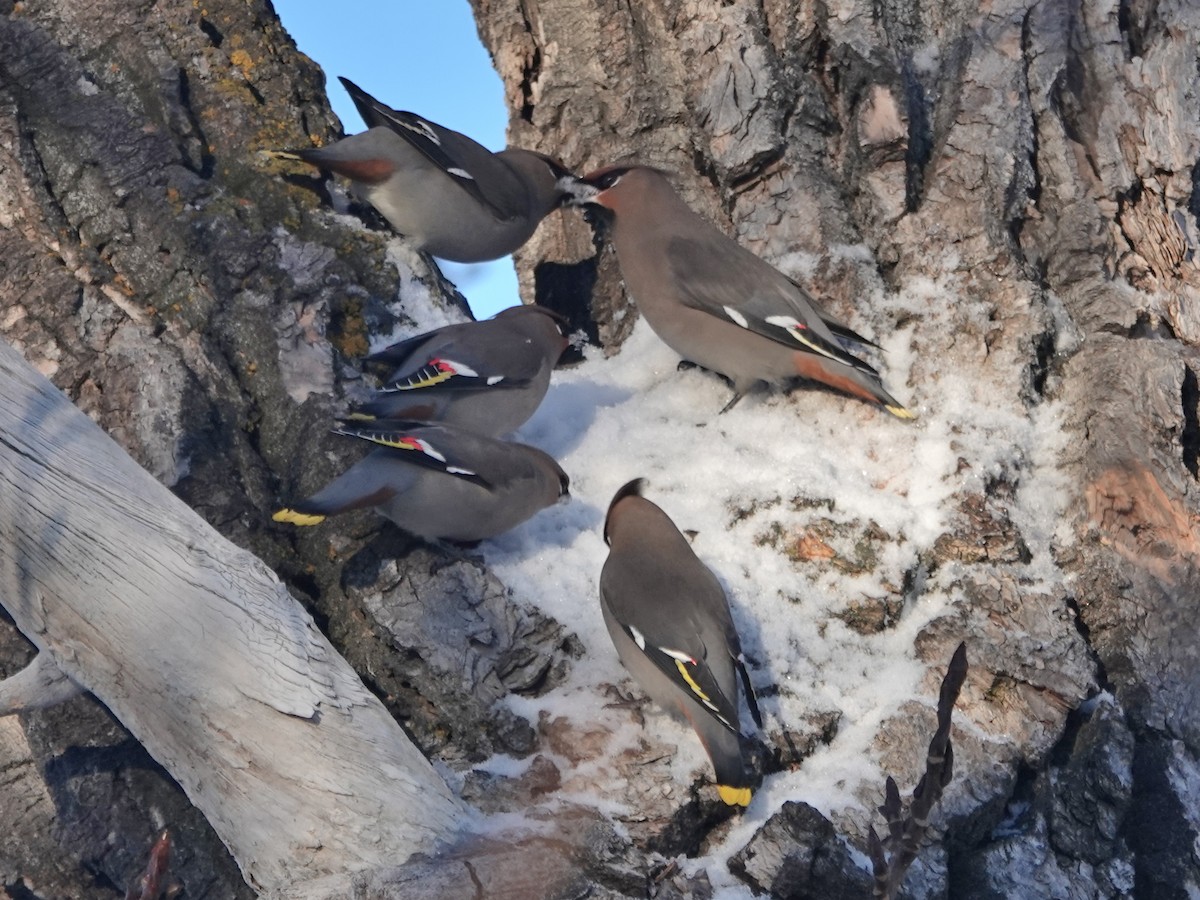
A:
[596, 168, 628, 190]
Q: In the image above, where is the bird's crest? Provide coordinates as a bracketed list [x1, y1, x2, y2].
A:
[603, 478, 647, 544]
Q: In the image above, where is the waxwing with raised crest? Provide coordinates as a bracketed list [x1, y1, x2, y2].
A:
[560, 166, 913, 417]
[273, 421, 568, 544]
[282, 77, 572, 262]
[599, 479, 763, 806]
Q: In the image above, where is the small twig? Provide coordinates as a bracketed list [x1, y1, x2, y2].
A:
[125, 829, 175, 900]
[867, 642, 968, 899]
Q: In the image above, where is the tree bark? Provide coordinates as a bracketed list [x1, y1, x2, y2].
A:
[0, 0, 593, 892]
[472, 0, 1200, 895]
[5, 0, 1200, 896]
[0, 0, 557, 895]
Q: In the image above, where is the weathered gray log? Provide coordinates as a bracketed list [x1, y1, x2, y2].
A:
[0, 339, 462, 892]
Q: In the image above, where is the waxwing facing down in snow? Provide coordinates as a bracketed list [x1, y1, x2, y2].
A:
[273, 421, 569, 545]
[559, 166, 914, 418]
[599, 479, 763, 806]
[282, 77, 572, 263]
[347, 305, 569, 436]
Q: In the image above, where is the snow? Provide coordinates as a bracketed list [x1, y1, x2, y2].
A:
[369, 243, 465, 353]
[381, 242, 1075, 884]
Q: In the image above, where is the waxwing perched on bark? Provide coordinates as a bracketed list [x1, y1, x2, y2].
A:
[348, 305, 569, 436]
[599, 479, 763, 806]
[560, 166, 914, 418]
[273, 421, 568, 544]
[281, 77, 572, 263]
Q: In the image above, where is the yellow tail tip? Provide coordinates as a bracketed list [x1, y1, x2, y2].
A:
[343, 411, 376, 421]
[272, 508, 326, 526]
[886, 404, 916, 420]
[717, 785, 752, 807]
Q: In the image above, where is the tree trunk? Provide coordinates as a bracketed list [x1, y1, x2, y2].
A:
[5, 0, 1200, 896]
[0, 0, 578, 895]
[472, 0, 1200, 895]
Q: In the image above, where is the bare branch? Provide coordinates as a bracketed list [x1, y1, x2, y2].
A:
[0, 651, 83, 714]
[872, 642, 968, 899]
[125, 830, 175, 900]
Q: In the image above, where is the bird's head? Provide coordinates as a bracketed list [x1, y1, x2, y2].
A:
[602, 477, 648, 545]
[558, 164, 662, 212]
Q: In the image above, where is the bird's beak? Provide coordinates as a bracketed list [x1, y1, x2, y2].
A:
[556, 174, 601, 207]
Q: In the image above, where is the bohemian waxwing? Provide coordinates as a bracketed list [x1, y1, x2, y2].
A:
[348, 305, 569, 436]
[273, 421, 569, 544]
[283, 77, 572, 263]
[599, 479, 763, 806]
[560, 166, 914, 418]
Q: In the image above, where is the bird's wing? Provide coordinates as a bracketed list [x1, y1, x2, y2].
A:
[601, 570, 742, 732]
[667, 236, 882, 375]
[808, 302, 881, 350]
[333, 422, 496, 489]
[339, 77, 524, 222]
[734, 654, 763, 729]
[363, 330, 439, 367]
[377, 347, 536, 393]
[366, 323, 536, 391]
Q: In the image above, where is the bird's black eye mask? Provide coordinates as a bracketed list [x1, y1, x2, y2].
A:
[583, 204, 614, 230]
[591, 167, 631, 190]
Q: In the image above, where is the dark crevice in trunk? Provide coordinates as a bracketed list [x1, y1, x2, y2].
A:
[944, 759, 1042, 893]
[515, 4, 540, 123]
[1008, 6, 1042, 273]
[691, 147, 725, 205]
[1063, 593, 1113, 694]
[900, 57, 932, 213]
[644, 791, 740, 859]
[177, 69, 215, 179]
[534, 257, 599, 361]
[1182, 366, 1199, 479]
[1125, 734, 1200, 900]
[728, 147, 786, 192]
[1026, 328, 1056, 402]
[198, 17, 224, 48]
[1117, 0, 1161, 60]
[1097, 311, 1176, 340]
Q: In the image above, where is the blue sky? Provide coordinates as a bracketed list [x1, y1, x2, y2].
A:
[274, 0, 518, 319]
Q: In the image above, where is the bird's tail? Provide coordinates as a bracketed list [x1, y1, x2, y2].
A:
[792, 352, 915, 420]
[272, 504, 327, 526]
[710, 732, 756, 807]
[344, 395, 439, 422]
[697, 720, 757, 807]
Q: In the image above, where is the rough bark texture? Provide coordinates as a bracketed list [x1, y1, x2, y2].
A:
[467, 0, 1200, 896]
[0, 0, 576, 895]
[4, 0, 1200, 896]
